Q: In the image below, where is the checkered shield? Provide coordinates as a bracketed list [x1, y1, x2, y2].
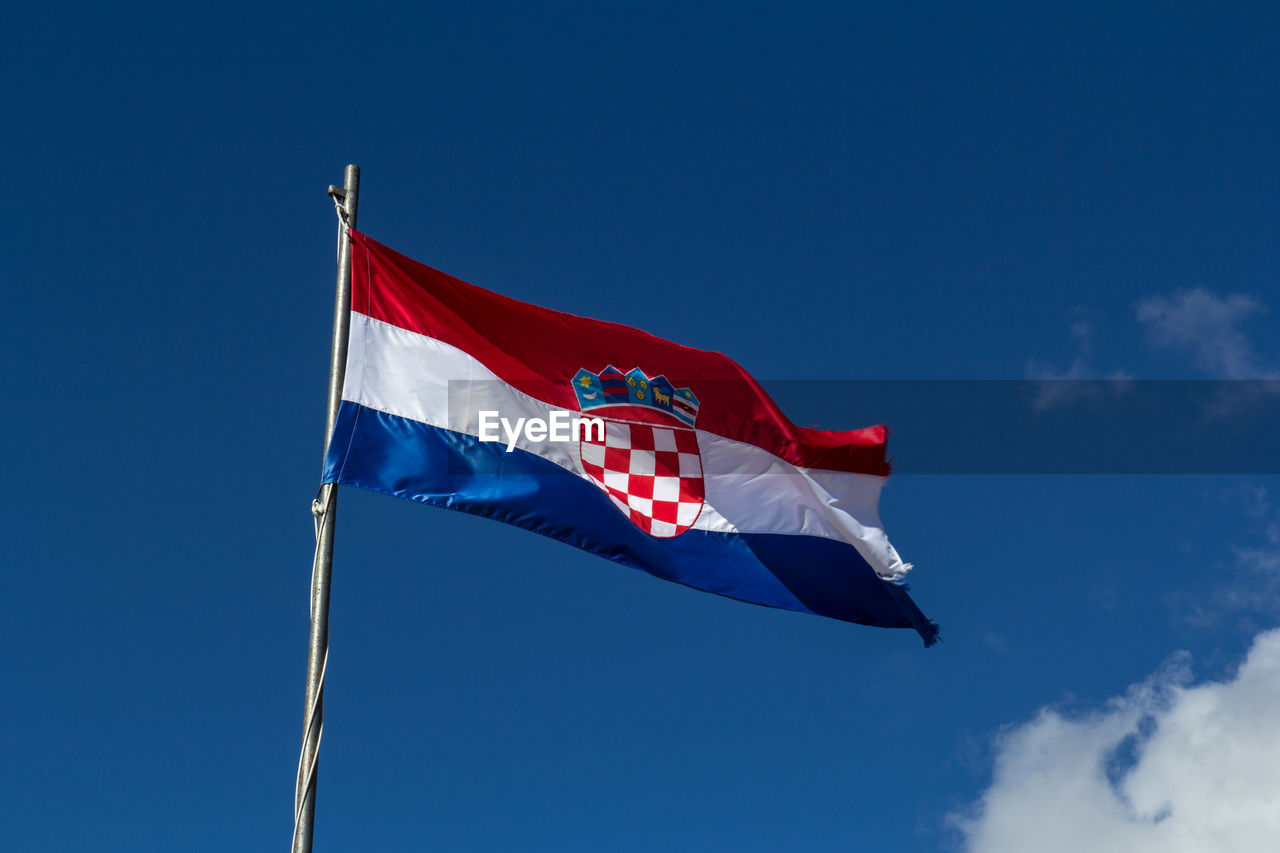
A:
[579, 416, 704, 538]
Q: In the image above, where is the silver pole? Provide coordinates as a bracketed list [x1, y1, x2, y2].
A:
[294, 164, 359, 853]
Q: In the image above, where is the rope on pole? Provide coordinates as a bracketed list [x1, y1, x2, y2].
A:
[291, 486, 334, 850]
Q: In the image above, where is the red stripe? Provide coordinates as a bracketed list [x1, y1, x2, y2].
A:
[350, 230, 890, 476]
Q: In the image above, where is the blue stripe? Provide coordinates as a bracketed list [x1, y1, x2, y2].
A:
[324, 401, 936, 643]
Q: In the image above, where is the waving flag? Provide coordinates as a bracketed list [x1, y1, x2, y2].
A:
[323, 231, 937, 645]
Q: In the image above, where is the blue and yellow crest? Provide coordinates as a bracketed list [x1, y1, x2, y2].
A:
[572, 366, 701, 426]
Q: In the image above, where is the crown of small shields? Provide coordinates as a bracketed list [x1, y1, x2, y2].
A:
[572, 366, 701, 426]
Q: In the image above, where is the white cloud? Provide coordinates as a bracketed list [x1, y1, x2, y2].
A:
[1026, 317, 1132, 410]
[1136, 289, 1277, 379]
[1174, 485, 1280, 627]
[1223, 489, 1280, 619]
[953, 629, 1280, 853]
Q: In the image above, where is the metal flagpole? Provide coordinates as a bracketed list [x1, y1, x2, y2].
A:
[293, 164, 359, 853]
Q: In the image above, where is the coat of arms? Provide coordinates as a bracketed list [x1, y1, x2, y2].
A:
[572, 366, 703, 538]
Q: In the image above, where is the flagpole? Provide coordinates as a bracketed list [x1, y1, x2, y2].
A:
[293, 164, 359, 853]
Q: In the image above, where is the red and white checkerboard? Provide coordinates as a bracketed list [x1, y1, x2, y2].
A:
[579, 419, 704, 538]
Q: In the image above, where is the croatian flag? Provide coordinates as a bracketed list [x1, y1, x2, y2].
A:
[323, 231, 937, 645]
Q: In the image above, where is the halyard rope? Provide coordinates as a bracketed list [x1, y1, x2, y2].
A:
[292, 192, 350, 850]
[291, 485, 333, 850]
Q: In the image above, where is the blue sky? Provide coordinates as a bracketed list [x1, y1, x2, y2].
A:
[4, 3, 1280, 851]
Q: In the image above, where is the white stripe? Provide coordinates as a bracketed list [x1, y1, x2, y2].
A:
[343, 312, 912, 581]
